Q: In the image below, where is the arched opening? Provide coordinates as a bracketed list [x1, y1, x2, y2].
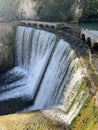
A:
[33, 23, 37, 27]
[21, 22, 25, 26]
[46, 25, 49, 29]
[86, 37, 91, 49]
[81, 34, 85, 42]
[51, 26, 55, 29]
[92, 42, 98, 52]
[39, 24, 44, 28]
[59, 27, 62, 30]
[60, 26, 65, 31]
[60, 26, 74, 36]
[27, 23, 32, 26]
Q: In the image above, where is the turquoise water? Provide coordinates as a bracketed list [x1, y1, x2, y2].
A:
[77, 22, 98, 30]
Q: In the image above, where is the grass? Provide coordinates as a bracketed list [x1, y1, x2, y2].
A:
[71, 95, 98, 130]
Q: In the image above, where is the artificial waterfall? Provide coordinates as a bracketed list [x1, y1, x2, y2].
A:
[0, 26, 88, 124]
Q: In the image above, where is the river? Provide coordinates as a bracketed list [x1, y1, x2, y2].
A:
[78, 22, 98, 30]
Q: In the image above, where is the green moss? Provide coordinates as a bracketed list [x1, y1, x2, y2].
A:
[71, 95, 98, 130]
[74, 61, 81, 72]
[66, 79, 87, 114]
[70, 51, 76, 62]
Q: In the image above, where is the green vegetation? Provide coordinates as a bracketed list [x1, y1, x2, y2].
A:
[34, 0, 98, 22]
[0, 0, 98, 22]
[80, 0, 98, 21]
[33, 0, 74, 22]
[0, 0, 19, 21]
[66, 79, 87, 114]
[71, 95, 98, 130]
[5, 25, 16, 53]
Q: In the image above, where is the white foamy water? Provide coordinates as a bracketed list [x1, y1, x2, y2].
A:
[0, 26, 87, 123]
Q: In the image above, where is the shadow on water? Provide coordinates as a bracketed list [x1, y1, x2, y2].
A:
[77, 22, 98, 30]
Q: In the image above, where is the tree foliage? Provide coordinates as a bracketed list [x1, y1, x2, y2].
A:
[80, 0, 98, 20]
[33, 0, 74, 22]
[33, 0, 98, 22]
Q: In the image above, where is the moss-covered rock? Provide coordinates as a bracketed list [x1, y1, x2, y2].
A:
[71, 96, 98, 130]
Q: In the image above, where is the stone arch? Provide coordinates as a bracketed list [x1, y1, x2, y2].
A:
[92, 42, 98, 50]
[86, 37, 91, 48]
[46, 25, 50, 28]
[27, 23, 32, 26]
[81, 34, 86, 42]
[33, 23, 37, 27]
[60, 26, 74, 35]
[21, 22, 25, 26]
[39, 24, 44, 28]
[60, 26, 67, 31]
[51, 25, 55, 29]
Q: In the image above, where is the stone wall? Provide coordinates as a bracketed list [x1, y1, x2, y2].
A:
[0, 23, 15, 72]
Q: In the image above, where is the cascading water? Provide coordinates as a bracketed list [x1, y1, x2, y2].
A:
[0, 26, 88, 124]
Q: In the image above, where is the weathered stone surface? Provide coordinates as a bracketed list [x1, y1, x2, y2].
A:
[81, 29, 98, 48]
[0, 23, 14, 72]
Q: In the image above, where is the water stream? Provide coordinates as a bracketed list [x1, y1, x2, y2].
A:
[0, 26, 88, 124]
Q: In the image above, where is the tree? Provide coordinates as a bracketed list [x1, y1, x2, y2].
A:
[33, 0, 74, 22]
[80, 0, 98, 20]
